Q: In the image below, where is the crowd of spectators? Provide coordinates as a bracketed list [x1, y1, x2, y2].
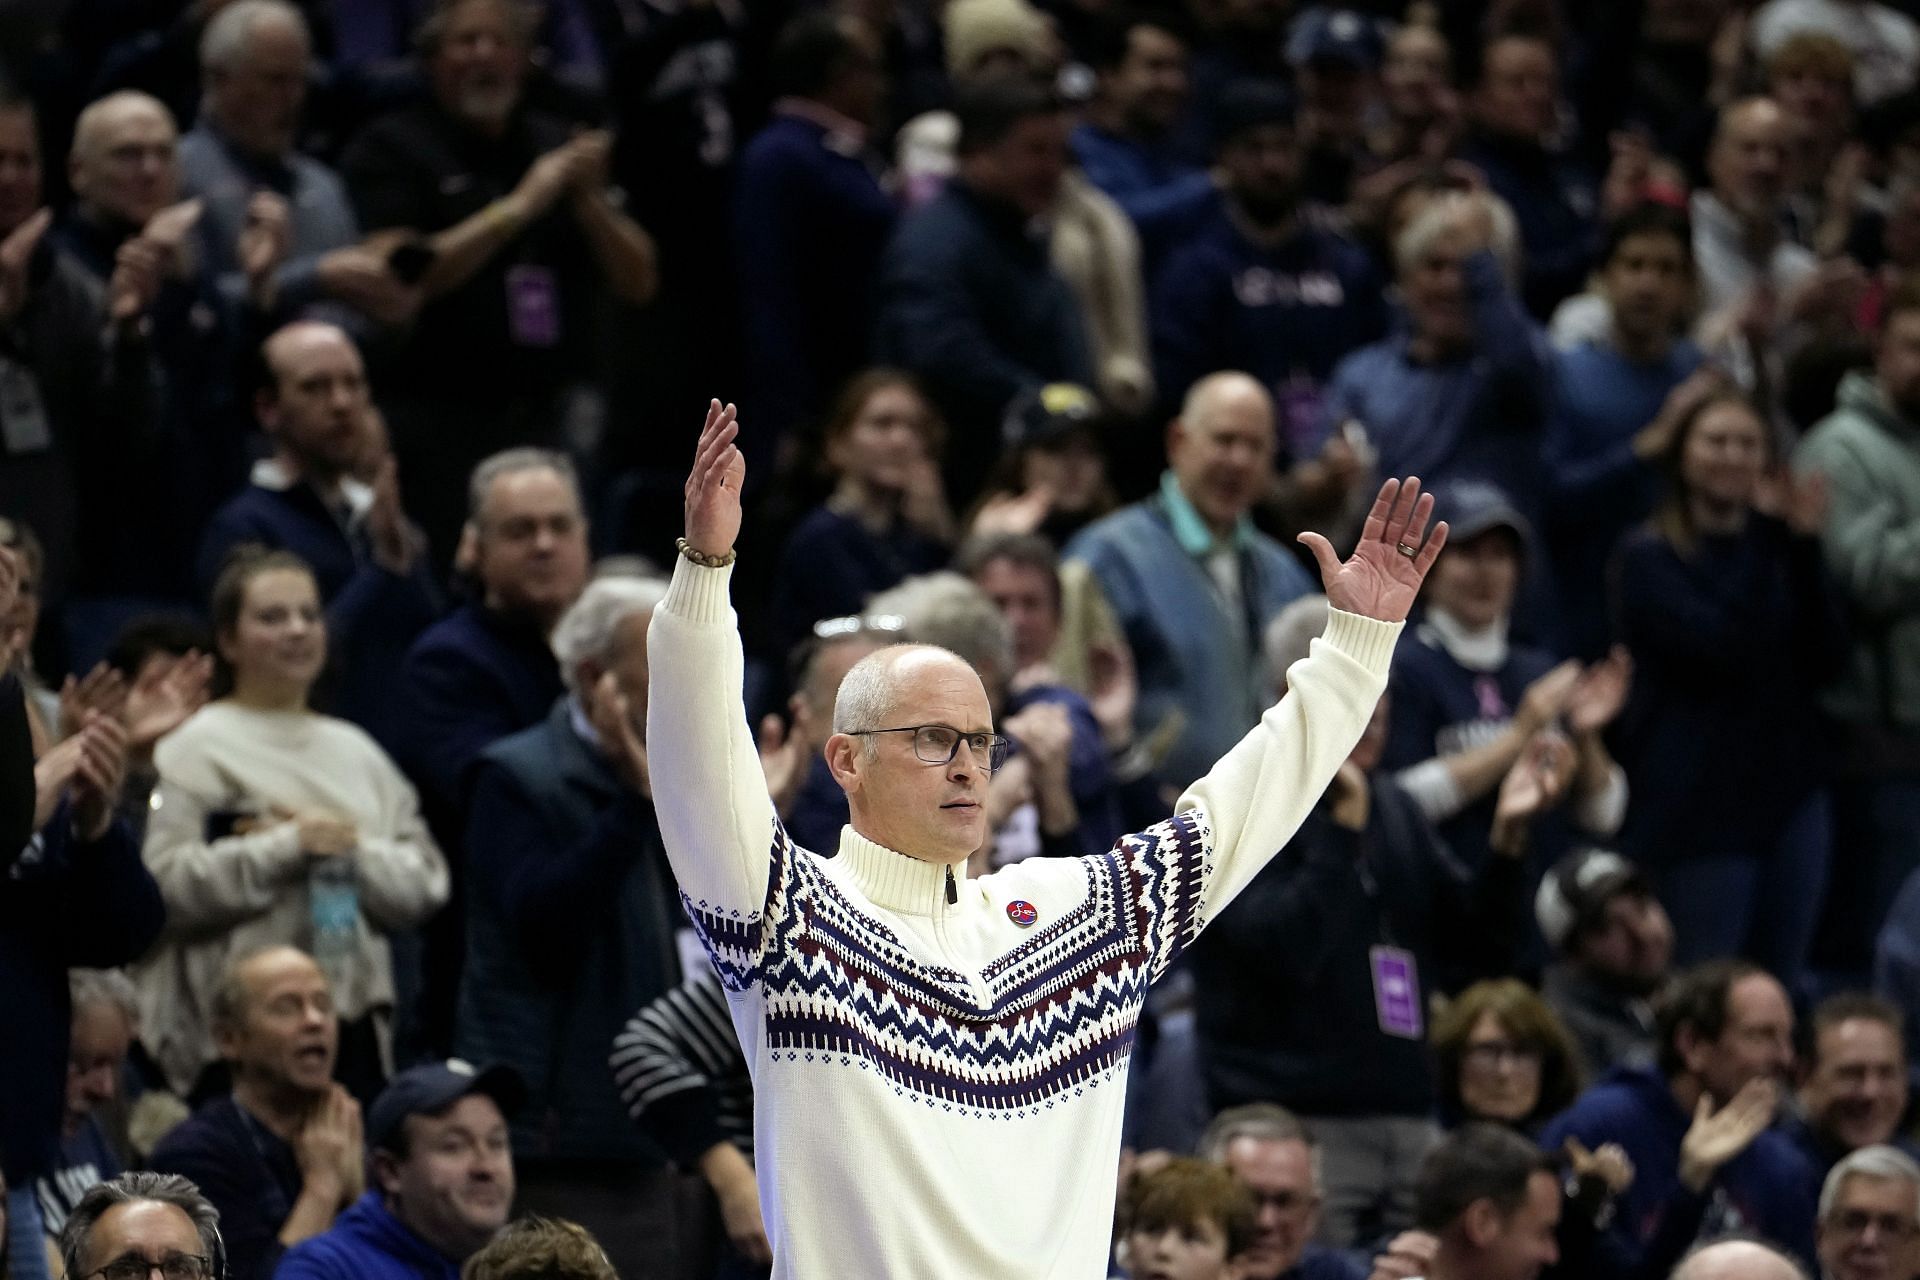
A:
[13, 0, 1920, 1274]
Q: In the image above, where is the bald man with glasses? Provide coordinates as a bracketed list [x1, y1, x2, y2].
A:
[639, 399, 1447, 1277]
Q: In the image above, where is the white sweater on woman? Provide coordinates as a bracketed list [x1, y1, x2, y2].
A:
[646, 558, 1401, 1277]
[134, 702, 448, 1092]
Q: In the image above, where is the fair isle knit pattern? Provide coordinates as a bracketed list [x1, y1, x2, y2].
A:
[682, 809, 1213, 1118]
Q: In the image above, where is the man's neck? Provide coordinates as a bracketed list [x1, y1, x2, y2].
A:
[1670, 1072, 1707, 1116]
[234, 1077, 315, 1140]
[1426, 1241, 1479, 1280]
[828, 476, 902, 533]
[272, 451, 348, 503]
[1610, 323, 1672, 364]
[388, 1197, 484, 1263]
[1226, 194, 1298, 247]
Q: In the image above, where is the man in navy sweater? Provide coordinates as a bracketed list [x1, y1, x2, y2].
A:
[733, 12, 896, 459]
[197, 321, 439, 749]
[1539, 960, 1820, 1270]
[1148, 79, 1388, 445]
[393, 448, 586, 1056]
[874, 75, 1094, 498]
[454, 576, 688, 1278]
[1456, 32, 1604, 319]
[1069, 14, 1209, 225]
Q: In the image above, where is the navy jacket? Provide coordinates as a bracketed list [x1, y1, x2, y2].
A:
[767, 506, 948, 661]
[455, 699, 680, 1163]
[274, 1191, 461, 1280]
[1539, 1067, 1819, 1269]
[1459, 129, 1600, 318]
[734, 110, 897, 445]
[1191, 777, 1526, 1117]
[395, 602, 565, 853]
[198, 476, 441, 751]
[874, 182, 1093, 438]
[149, 1097, 301, 1280]
[1611, 520, 1848, 862]
[1, 677, 159, 1185]
[1150, 208, 1388, 433]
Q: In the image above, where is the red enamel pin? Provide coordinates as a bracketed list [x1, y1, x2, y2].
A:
[1007, 900, 1038, 927]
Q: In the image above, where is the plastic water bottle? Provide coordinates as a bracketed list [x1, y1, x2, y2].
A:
[309, 859, 358, 992]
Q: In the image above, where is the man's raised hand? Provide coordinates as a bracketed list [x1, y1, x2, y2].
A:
[1298, 478, 1447, 623]
[685, 399, 745, 558]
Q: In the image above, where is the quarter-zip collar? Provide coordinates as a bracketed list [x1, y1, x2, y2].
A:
[836, 827, 968, 916]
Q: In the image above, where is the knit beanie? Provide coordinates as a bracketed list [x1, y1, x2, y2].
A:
[944, 0, 1052, 78]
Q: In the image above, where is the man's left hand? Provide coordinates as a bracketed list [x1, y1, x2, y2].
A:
[1298, 477, 1446, 623]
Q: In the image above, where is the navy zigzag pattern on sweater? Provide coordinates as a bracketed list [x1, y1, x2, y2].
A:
[679, 810, 1214, 1114]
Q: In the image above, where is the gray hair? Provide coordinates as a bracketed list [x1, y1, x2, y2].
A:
[1818, 1144, 1920, 1223]
[1393, 190, 1522, 287]
[831, 643, 974, 760]
[70, 968, 139, 1025]
[60, 1173, 224, 1280]
[1262, 594, 1329, 696]
[467, 447, 580, 528]
[200, 0, 310, 74]
[551, 573, 668, 693]
[1196, 1103, 1322, 1186]
[866, 572, 1014, 686]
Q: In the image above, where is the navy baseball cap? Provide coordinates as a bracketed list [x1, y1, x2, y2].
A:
[1286, 8, 1386, 70]
[367, 1059, 526, 1151]
[1002, 382, 1105, 451]
[1213, 79, 1298, 146]
[1431, 479, 1534, 550]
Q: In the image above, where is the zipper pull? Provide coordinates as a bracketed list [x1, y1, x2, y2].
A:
[945, 864, 958, 905]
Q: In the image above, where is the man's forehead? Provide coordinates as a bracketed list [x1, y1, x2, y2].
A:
[1227, 1135, 1313, 1183]
[484, 469, 578, 517]
[241, 948, 326, 999]
[93, 1200, 202, 1258]
[1819, 1017, 1903, 1061]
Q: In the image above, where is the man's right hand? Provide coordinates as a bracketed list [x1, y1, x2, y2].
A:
[1679, 1078, 1778, 1193]
[1516, 660, 1581, 736]
[1367, 1230, 1438, 1280]
[294, 1085, 363, 1208]
[684, 399, 745, 558]
[0, 209, 51, 323]
[512, 139, 592, 224]
[316, 247, 421, 327]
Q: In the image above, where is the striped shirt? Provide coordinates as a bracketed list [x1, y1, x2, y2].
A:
[610, 971, 755, 1166]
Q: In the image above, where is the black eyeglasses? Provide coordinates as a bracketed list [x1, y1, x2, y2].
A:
[1832, 1208, 1919, 1239]
[85, 1253, 214, 1280]
[847, 725, 1012, 772]
[1462, 1040, 1544, 1069]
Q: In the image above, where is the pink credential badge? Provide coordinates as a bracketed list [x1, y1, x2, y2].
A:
[1007, 900, 1038, 927]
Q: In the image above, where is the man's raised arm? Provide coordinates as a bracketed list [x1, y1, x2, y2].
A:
[645, 401, 780, 922]
[1180, 479, 1449, 916]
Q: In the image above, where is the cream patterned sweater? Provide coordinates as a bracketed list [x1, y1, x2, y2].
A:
[647, 558, 1400, 1277]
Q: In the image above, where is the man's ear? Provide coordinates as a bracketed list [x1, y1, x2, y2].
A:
[454, 523, 480, 576]
[825, 732, 862, 792]
[1462, 1198, 1503, 1249]
[371, 1148, 404, 1196]
[1165, 416, 1187, 462]
[255, 388, 280, 436]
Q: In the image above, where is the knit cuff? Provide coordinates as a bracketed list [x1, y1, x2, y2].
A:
[662, 555, 736, 626]
[1320, 608, 1403, 676]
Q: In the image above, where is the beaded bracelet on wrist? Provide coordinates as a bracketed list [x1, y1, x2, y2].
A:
[676, 537, 737, 568]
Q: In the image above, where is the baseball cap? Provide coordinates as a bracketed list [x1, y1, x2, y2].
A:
[1213, 79, 1297, 145]
[1002, 382, 1105, 452]
[1535, 848, 1652, 952]
[1431, 479, 1534, 550]
[1286, 8, 1386, 71]
[367, 1059, 527, 1152]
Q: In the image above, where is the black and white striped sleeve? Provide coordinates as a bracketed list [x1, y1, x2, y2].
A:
[610, 971, 755, 1167]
